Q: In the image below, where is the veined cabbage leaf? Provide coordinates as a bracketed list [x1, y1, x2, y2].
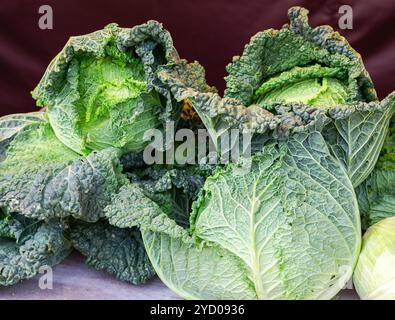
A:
[158, 58, 395, 189]
[0, 112, 46, 161]
[105, 132, 361, 299]
[0, 112, 46, 142]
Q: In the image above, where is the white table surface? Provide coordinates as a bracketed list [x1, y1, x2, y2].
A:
[0, 251, 359, 300]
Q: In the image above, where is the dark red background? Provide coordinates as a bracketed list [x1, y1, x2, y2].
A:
[1, 0, 395, 116]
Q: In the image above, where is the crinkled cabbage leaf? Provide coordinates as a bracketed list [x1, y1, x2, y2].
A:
[0, 121, 127, 222]
[70, 220, 154, 284]
[159, 58, 395, 189]
[356, 116, 395, 229]
[0, 212, 71, 286]
[225, 7, 376, 106]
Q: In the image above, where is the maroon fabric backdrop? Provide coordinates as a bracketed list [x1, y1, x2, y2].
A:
[1, 0, 394, 116]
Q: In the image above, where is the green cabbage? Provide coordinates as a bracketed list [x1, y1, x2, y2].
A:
[0, 121, 127, 222]
[101, 8, 395, 299]
[222, 7, 395, 187]
[353, 217, 395, 299]
[32, 22, 181, 156]
[0, 21, 196, 287]
[254, 64, 348, 108]
[105, 132, 361, 299]
[225, 7, 376, 107]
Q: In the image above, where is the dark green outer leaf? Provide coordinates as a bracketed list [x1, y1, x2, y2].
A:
[356, 169, 395, 230]
[71, 220, 155, 284]
[0, 123, 127, 222]
[126, 165, 209, 228]
[0, 212, 41, 243]
[0, 220, 71, 286]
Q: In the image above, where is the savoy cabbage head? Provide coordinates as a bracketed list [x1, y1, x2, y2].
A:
[224, 7, 395, 188]
[1, 20, 204, 287]
[158, 7, 395, 189]
[225, 7, 376, 107]
[32, 21, 181, 156]
[126, 6, 395, 299]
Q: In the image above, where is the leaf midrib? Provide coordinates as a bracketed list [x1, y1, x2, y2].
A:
[248, 173, 277, 300]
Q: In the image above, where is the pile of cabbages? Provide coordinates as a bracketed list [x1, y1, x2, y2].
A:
[1, 7, 395, 300]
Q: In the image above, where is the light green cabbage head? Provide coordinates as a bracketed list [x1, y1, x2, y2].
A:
[32, 22, 180, 155]
[353, 216, 395, 300]
[254, 64, 348, 108]
[70, 42, 154, 152]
